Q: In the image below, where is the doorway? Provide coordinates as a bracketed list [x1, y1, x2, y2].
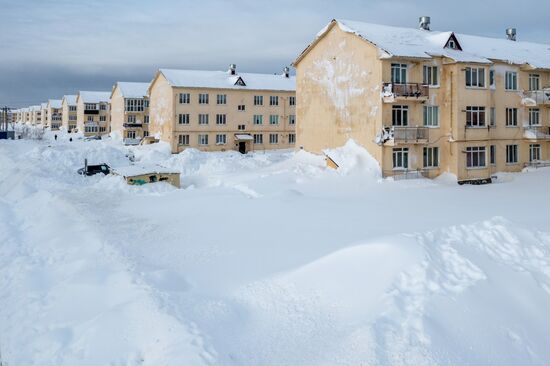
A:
[239, 142, 247, 154]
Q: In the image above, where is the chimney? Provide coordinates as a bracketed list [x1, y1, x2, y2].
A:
[228, 64, 237, 75]
[419, 16, 431, 31]
[506, 28, 517, 41]
[283, 66, 290, 78]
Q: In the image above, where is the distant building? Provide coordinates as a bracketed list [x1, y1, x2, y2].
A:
[61, 95, 78, 132]
[76, 91, 111, 137]
[47, 99, 62, 130]
[110, 82, 150, 145]
[148, 65, 296, 154]
[294, 18, 550, 183]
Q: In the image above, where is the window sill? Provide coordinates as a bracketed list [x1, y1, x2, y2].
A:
[428, 85, 440, 89]
[465, 126, 488, 129]
[466, 166, 487, 170]
[424, 125, 440, 129]
[505, 125, 519, 128]
[506, 162, 519, 166]
[423, 166, 440, 170]
[465, 87, 487, 90]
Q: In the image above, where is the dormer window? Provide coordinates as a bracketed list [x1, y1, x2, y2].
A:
[234, 77, 246, 86]
[444, 33, 463, 51]
[448, 40, 456, 49]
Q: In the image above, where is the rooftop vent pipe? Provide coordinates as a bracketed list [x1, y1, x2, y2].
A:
[506, 28, 517, 41]
[419, 16, 431, 31]
[229, 64, 237, 75]
[283, 66, 290, 78]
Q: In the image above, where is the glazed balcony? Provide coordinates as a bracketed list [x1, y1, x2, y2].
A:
[523, 126, 550, 140]
[522, 89, 550, 106]
[377, 126, 429, 145]
[382, 83, 429, 103]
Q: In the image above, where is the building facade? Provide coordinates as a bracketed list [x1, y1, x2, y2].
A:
[148, 66, 296, 154]
[47, 99, 62, 130]
[110, 82, 150, 145]
[294, 18, 550, 182]
[40, 103, 48, 126]
[76, 91, 111, 137]
[61, 95, 78, 132]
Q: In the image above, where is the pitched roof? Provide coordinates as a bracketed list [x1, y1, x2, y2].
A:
[301, 19, 550, 69]
[63, 95, 77, 105]
[78, 91, 111, 103]
[40, 102, 48, 109]
[115, 82, 150, 98]
[158, 69, 295, 91]
[48, 99, 62, 108]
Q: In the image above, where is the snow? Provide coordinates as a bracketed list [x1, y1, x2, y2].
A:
[116, 81, 150, 98]
[160, 68, 296, 91]
[48, 99, 62, 108]
[326, 19, 550, 67]
[113, 163, 179, 177]
[63, 94, 77, 105]
[78, 91, 111, 103]
[1, 132, 550, 365]
[234, 134, 253, 140]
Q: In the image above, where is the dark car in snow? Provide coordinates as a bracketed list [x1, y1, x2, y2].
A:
[77, 163, 111, 176]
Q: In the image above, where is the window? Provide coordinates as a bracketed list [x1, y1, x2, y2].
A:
[392, 105, 409, 126]
[198, 114, 209, 125]
[238, 124, 246, 130]
[530, 144, 541, 162]
[144, 115, 149, 124]
[392, 148, 409, 169]
[466, 106, 486, 127]
[100, 104, 107, 111]
[423, 65, 438, 86]
[179, 93, 190, 104]
[529, 74, 540, 91]
[125, 99, 145, 112]
[85, 103, 97, 110]
[199, 93, 209, 104]
[143, 131, 149, 137]
[289, 133, 296, 144]
[99, 127, 106, 133]
[69, 115, 77, 121]
[178, 114, 189, 124]
[198, 134, 208, 145]
[465, 67, 485, 88]
[506, 144, 518, 164]
[466, 147, 486, 168]
[448, 40, 457, 49]
[238, 105, 246, 111]
[423, 147, 439, 168]
[506, 108, 517, 126]
[289, 96, 296, 106]
[269, 115, 279, 125]
[216, 134, 226, 145]
[505, 71, 518, 90]
[253, 115, 263, 125]
[490, 145, 496, 165]
[178, 134, 189, 145]
[253, 134, 263, 144]
[391, 63, 407, 84]
[529, 108, 540, 126]
[69, 106, 77, 112]
[127, 115, 136, 123]
[269, 133, 278, 144]
[269, 96, 279, 106]
[289, 115, 296, 125]
[99, 116, 106, 122]
[489, 69, 495, 87]
[217, 94, 227, 105]
[216, 114, 226, 125]
[254, 96, 263, 106]
[490, 107, 496, 127]
[423, 106, 439, 127]
[127, 131, 136, 139]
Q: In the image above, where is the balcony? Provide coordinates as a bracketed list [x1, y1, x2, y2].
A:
[382, 83, 429, 103]
[376, 126, 429, 145]
[523, 126, 550, 140]
[123, 137, 142, 146]
[123, 122, 143, 128]
[522, 89, 550, 106]
[84, 110, 99, 115]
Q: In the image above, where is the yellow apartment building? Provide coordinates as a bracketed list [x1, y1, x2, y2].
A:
[110, 82, 150, 145]
[30, 105, 41, 125]
[148, 65, 296, 154]
[47, 99, 62, 130]
[76, 91, 111, 137]
[61, 95, 78, 132]
[40, 103, 48, 126]
[294, 18, 550, 183]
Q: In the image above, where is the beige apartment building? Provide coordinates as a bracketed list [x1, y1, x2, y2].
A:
[30, 105, 41, 125]
[76, 91, 111, 137]
[40, 103, 48, 126]
[148, 65, 296, 154]
[61, 95, 78, 132]
[47, 99, 62, 130]
[110, 82, 150, 145]
[294, 18, 550, 183]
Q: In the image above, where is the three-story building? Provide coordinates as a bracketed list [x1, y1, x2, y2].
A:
[47, 99, 62, 130]
[110, 82, 150, 145]
[61, 95, 78, 132]
[76, 91, 111, 137]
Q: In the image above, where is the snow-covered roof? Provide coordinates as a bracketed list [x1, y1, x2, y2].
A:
[307, 19, 550, 68]
[63, 95, 77, 105]
[40, 103, 48, 109]
[78, 91, 111, 103]
[115, 82, 150, 98]
[158, 69, 295, 91]
[48, 99, 62, 109]
[113, 164, 180, 177]
[235, 134, 254, 141]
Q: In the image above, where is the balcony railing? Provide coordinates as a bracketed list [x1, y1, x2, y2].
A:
[522, 89, 550, 106]
[382, 83, 429, 100]
[523, 126, 550, 139]
[123, 122, 143, 128]
[383, 169, 433, 180]
[377, 126, 429, 145]
[84, 110, 99, 115]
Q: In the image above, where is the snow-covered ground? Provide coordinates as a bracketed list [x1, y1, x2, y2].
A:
[1, 131, 549, 366]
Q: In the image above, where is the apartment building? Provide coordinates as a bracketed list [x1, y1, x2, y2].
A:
[294, 18, 550, 183]
[110, 82, 150, 145]
[61, 95, 78, 132]
[47, 99, 62, 130]
[30, 105, 41, 125]
[76, 91, 111, 137]
[148, 65, 296, 154]
[40, 102, 48, 126]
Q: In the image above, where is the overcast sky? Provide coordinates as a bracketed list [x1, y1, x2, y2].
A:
[1, 0, 550, 107]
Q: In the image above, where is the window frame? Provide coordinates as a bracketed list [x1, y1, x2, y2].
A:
[392, 105, 409, 126]
[466, 146, 486, 169]
[423, 105, 439, 127]
[392, 147, 409, 170]
[506, 144, 519, 165]
[465, 67, 486, 88]
[505, 71, 518, 91]
[505, 108, 518, 127]
[466, 106, 486, 128]
[423, 146, 440, 169]
[423, 65, 439, 87]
